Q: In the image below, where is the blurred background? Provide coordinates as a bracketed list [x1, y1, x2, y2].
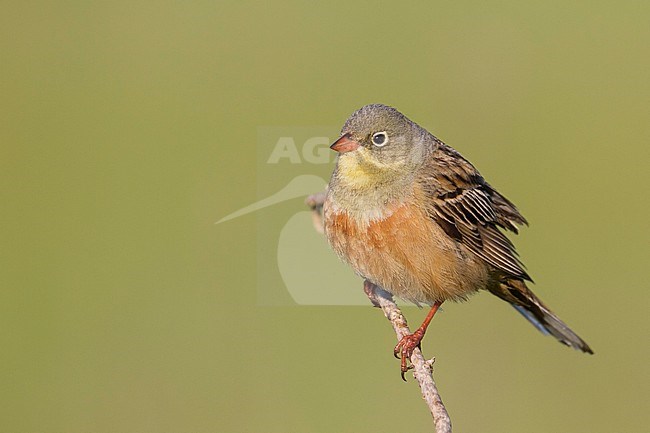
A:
[2, 1, 649, 432]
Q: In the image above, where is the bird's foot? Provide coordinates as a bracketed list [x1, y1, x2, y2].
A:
[394, 329, 425, 381]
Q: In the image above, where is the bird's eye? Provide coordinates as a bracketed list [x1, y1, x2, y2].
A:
[372, 131, 388, 147]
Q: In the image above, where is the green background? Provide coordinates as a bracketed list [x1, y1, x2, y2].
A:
[2, 1, 649, 432]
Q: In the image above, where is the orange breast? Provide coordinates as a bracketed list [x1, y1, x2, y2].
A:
[324, 196, 490, 304]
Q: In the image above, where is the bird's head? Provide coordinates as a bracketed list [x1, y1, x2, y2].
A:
[330, 104, 429, 189]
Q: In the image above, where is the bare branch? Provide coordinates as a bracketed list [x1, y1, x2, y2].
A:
[364, 282, 452, 432]
[307, 191, 452, 432]
[305, 191, 326, 234]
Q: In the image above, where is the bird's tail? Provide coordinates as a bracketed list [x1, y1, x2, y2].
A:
[489, 279, 593, 354]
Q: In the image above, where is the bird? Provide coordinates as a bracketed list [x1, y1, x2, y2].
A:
[323, 104, 593, 377]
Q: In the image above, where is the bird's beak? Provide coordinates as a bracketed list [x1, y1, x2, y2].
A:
[330, 133, 360, 153]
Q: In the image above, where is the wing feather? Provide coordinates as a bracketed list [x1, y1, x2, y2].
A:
[419, 143, 531, 281]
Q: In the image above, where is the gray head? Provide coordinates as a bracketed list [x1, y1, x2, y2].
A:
[331, 104, 430, 172]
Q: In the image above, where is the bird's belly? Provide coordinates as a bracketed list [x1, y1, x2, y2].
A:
[324, 201, 490, 304]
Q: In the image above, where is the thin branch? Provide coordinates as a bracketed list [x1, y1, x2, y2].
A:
[306, 191, 452, 433]
[305, 191, 326, 234]
[364, 282, 452, 432]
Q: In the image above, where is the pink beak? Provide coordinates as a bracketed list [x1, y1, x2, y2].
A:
[330, 133, 360, 153]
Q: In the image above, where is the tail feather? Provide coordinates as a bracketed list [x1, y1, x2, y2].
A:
[490, 280, 593, 354]
[512, 304, 550, 336]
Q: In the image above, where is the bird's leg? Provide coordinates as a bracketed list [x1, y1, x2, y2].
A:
[394, 301, 443, 380]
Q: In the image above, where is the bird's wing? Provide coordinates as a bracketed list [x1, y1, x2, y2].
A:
[418, 143, 531, 280]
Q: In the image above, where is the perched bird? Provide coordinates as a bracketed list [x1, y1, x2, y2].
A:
[323, 104, 592, 377]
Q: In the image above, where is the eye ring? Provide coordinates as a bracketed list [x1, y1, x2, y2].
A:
[372, 131, 388, 147]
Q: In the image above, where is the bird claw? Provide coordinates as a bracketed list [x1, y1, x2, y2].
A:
[400, 364, 415, 381]
[394, 330, 425, 381]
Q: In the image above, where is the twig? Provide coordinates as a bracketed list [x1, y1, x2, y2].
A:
[305, 191, 326, 234]
[364, 282, 452, 432]
[306, 191, 452, 432]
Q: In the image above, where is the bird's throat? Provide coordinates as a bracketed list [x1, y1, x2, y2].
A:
[331, 155, 413, 224]
[336, 152, 399, 190]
